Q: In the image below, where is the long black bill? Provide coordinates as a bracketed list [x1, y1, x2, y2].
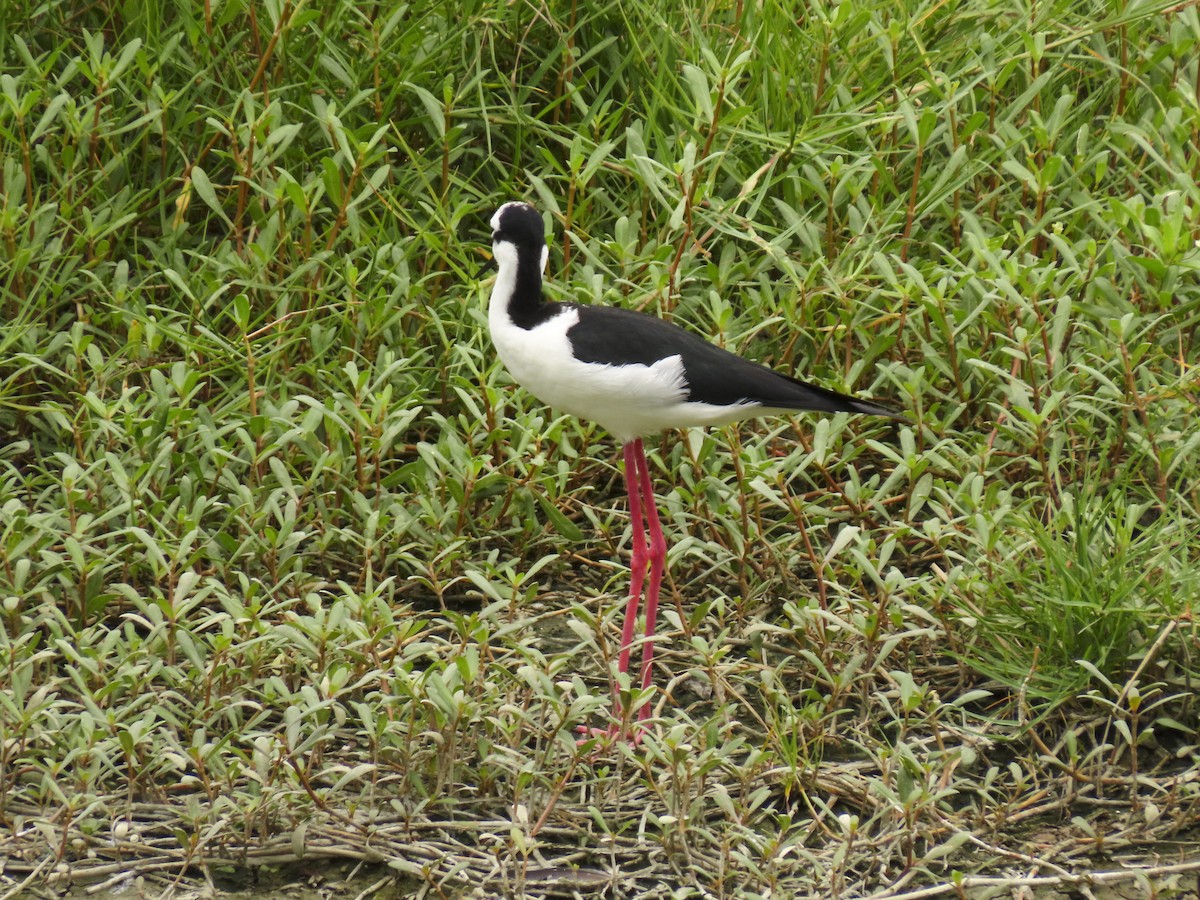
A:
[475, 256, 497, 280]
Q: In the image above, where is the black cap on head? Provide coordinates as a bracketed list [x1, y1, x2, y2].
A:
[491, 202, 546, 248]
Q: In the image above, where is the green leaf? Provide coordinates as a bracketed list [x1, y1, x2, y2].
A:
[536, 493, 582, 542]
[189, 165, 232, 226]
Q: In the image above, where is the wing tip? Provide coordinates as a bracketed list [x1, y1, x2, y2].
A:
[849, 397, 911, 422]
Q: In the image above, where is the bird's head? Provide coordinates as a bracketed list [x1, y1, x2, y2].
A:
[484, 202, 548, 277]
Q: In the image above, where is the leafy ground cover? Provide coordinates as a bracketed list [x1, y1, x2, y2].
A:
[2, 0, 1199, 896]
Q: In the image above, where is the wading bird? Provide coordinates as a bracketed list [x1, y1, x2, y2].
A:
[481, 201, 904, 739]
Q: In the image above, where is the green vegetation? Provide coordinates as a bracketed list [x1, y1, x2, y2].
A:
[2, 0, 1198, 895]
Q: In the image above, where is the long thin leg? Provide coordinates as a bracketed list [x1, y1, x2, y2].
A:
[584, 438, 662, 741]
[633, 440, 667, 719]
[579, 440, 652, 743]
[616, 440, 648, 682]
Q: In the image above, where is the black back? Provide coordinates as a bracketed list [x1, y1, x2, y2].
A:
[566, 304, 902, 416]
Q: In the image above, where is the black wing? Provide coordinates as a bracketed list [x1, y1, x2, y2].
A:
[565, 304, 904, 418]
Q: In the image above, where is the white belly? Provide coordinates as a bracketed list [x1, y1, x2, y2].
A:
[490, 305, 747, 443]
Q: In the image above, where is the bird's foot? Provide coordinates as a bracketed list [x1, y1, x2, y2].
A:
[574, 703, 651, 748]
[575, 721, 643, 748]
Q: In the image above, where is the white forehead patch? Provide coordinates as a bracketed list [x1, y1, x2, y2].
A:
[490, 201, 536, 232]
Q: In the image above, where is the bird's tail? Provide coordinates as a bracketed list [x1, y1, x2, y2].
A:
[844, 395, 910, 421]
[776, 376, 910, 422]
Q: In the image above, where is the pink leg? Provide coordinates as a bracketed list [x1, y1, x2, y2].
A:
[616, 440, 648, 682]
[579, 439, 664, 742]
[633, 440, 667, 719]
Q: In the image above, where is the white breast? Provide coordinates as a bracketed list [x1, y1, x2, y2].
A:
[491, 302, 704, 442]
[485, 238, 762, 442]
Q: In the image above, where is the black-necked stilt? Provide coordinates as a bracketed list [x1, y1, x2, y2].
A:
[482, 201, 904, 738]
